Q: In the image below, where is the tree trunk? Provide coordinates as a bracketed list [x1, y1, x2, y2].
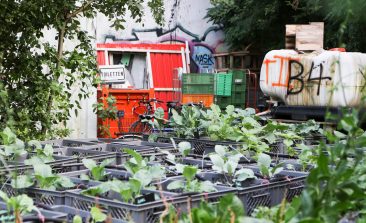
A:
[42, 23, 66, 135]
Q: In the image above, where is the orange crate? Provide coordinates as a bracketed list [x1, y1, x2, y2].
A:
[182, 94, 214, 108]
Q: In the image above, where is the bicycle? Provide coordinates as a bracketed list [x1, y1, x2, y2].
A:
[127, 100, 204, 135]
[128, 98, 164, 134]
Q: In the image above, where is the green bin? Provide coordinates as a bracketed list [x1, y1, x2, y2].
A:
[215, 70, 246, 108]
[182, 73, 215, 94]
[215, 73, 233, 96]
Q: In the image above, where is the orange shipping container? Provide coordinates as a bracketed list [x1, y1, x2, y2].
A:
[182, 94, 214, 108]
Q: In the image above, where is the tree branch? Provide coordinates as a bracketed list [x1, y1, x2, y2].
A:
[67, 0, 94, 19]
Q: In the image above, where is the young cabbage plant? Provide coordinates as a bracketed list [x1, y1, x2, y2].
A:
[209, 145, 255, 186]
[170, 106, 204, 138]
[11, 163, 74, 190]
[163, 140, 192, 164]
[0, 192, 41, 223]
[81, 158, 115, 181]
[203, 105, 240, 141]
[24, 142, 55, 165]
[123, 148, 166, 178]
[275, 131, 303, 157]
[257, 153, 284, 179]
[143, 107, 167, 136]
[0, 127, 27, 161]
[167, 165, 216, 193]
[297, 144, 318, 171]
[123, 148, 147, 175]
[83, 166, 165, 203]
[90, 206, 107, 223]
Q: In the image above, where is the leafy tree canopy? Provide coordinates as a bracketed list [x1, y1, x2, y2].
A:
[0, 0, 164, 141]
[206, 0, 366, 52]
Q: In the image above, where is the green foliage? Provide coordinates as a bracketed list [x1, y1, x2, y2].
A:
[0, 192, 39, 221]
[24, 143, 55, 165]
[93, 95, 118, 137]
[167, 165, 217, 193]
[257, 153, 284, 179]
[82, 158, 115, 181]
[0, 0, 164, 140]
[144, 107, 167, 136]
[207, 0, 366, 52]
[0, 127, 27, 160]
[170, 106, 205, 138]
[210, 145, 255, 186]
[161, 193, 245, 223]
[90, 206, 107, 223]
[12, 163, 74, 190]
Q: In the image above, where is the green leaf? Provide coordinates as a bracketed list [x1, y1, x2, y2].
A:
[200, 181, 217, 192]
[283, 139, 293, 147]
[167, 180, 184, 190]
[33, 163, 53, 178]
[73, 215, 82, 223]
[224, 160, 238, 175]
[28, 140, 42, 150]
[257, 153, 271, 168]
[124, 148, 143, 165]
[43, 144, 54, 157]
[183, 166, 197, 181]
[129, 178, 142, 194]
[120, 188, 133, 202]
[149, 165, 165, 180]
[90, 207, 107, 222]
[172, 109, 183, 125]
[100, 158, 114, 167]
[57, 176, 75, 188]
[82, 159, 97, 170]
[214, 145, 227, 157]
[178, 141, 191, 157]
[133, 169, 152, 187]
[11, 175, 34, 189]
[0, 191, 9, 202]
[226, 105, 235, 115]
[235, 168, 255, 182]
[24, 156, 44, 165]
[210, 154, 225, 172]
[175, 163, 186, 173]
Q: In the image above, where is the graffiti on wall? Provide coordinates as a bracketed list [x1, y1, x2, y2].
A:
[263, 56, 333, 96]
[104, 24, 225, 73]
[192, 45, 215, 71]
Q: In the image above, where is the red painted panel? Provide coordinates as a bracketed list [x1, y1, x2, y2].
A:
[97, 51, 106, 65]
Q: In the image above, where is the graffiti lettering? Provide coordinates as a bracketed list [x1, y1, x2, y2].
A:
[287, 60, 304, 95]
[264, 55, 333, 96]
[264, 59, 276, 85]
[272, 55, 290, 87]
[307, 62, 331, 95]
[194, 54, 214, 66]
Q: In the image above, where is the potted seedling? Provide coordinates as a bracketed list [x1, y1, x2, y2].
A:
[208, 145, 257, 187]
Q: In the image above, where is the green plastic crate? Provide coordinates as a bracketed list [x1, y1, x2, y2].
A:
[215, 73, 233, 96]
[182, 73, 215, 94]
[215, 70, 246, 108]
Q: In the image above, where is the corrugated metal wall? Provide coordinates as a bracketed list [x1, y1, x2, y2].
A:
[150, 52, 184, 112]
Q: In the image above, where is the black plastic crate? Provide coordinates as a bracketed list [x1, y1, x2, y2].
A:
[151, 136, 243, 156]
[0, 202, 68, 222]
[244, 166, 308, 206]
[1, 178, 100, 207]
[64, 189, 179, 223]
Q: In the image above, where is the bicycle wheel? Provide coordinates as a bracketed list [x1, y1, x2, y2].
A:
[129, 120, 152, 134]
